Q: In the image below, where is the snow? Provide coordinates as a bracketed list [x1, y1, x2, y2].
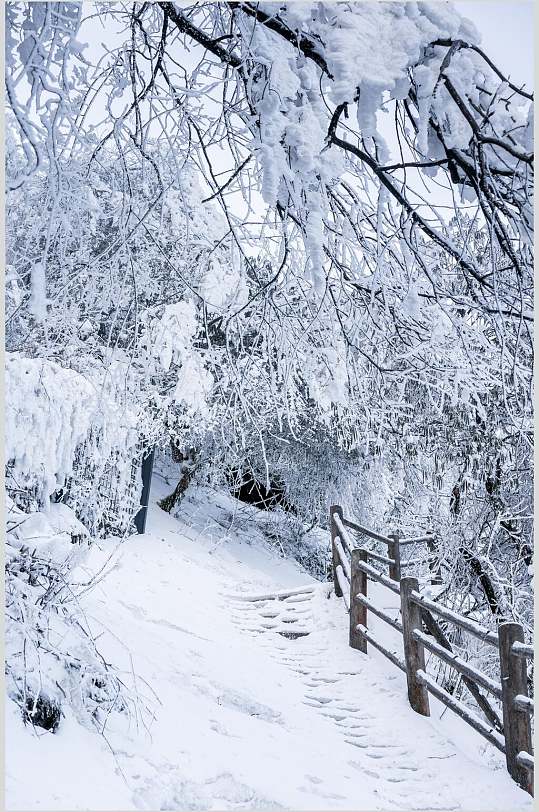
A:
[149, 301, 214, 414]
[173, 354, 214, 415]
[5, 353, 139, 509]
[198, 257, 248, 313]
[151, 301, 199, 373]
[5, 354, 102, 503]
[7, 501, 89, 566]
[6, 476, 531, 811]
[29, 262, 47, 321]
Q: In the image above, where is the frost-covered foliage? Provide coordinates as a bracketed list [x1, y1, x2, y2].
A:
[4, 353, 147, 732]
[258, 510, 330, 582]
[5, 2, 86, 190]
[5, 354, 146, 544]
[6, 354, 141, 530]
[5, 495, 142, 733]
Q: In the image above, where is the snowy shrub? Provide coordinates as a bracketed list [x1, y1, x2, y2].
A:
[5, 496, 134, 733]
[261, 509, 331, 582]
[6, 353, 142, 535]
[4, 355, 150, 734]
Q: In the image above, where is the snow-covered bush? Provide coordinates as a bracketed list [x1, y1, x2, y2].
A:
[5, 496, 134, 732]
[5, 353, 149, 733]
[261, 509, 330, 581]
[6, 353, 142, 534]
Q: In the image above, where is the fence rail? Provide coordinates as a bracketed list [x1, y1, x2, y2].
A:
[410, 590, 499, 647]
[329, 505, 534, 797]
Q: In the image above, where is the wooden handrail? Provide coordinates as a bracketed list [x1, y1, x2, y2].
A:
[335, 565, 350, 611]
[365, 549, 395, 566]
[416, 669, 506, 753]
[340, 515, 392, 545]
[355, 593, 403, 633]
[332, 513, 357, 553]
[334, 537, 351, 581]
[401, 556, 436, 566]
[517, 752, 534, 770]
[514, 694, 534, 715]
[410, 590, 499, 647]
[399, 534, 434, 545]
[330, 503, 533, 795]
[413, 629, 503, 699]
[356, 624, 406, 672]
[420, 607, 503, 733]
[512, 642, 534, 660]
[355, 558, 401, 595]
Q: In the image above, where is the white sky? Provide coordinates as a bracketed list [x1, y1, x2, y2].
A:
[454, 1, 534, 89]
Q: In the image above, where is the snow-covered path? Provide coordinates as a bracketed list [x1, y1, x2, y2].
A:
[6, 484, 531, 810]
[229, 585, 528, 811]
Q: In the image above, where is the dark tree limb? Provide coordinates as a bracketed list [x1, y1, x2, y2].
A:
[422, 607, 504, 734]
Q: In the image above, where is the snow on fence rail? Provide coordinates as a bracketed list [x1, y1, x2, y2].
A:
[512, 642, 534, 660]
[410, 590, 499, 647]
[329, 505, 534, 797]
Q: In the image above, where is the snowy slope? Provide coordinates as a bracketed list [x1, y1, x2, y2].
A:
[6, 477, 531, 811]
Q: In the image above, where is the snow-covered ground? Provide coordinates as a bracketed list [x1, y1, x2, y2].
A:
[6, 476, 531, 810]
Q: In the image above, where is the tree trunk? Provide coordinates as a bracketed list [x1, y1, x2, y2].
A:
[159, 446, 198, 513]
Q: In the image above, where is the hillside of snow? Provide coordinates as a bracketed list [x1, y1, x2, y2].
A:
[6, 476, 531, 811]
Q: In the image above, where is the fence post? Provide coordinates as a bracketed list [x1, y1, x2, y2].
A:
[498, 622, 533, 794]
[388, 532, 401, 582]
[134, 446, 155, 534]
[330, 505, 344, 598]
[349, 549, 368, 653]
[400, 576, 430, 717]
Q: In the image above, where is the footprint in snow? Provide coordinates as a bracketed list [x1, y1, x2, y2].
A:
[216, 690, 283, 724]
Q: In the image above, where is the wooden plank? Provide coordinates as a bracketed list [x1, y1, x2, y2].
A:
[355, 624, 406, 672]
[400, 577, 429, 716]
[334, 537, 351, 581]
[499, 622, 534, 794]
[401, 556, 435, 567]
[341, 516, 392, 545]
[514, 694, 534, 715]
[330, 505, 344, 598]
[349, 549, 367, 653]
[416, 669, 506, 754]
[410, 590, 499, 647]
[338, 525, 354, 557]
[335, 565, 350, 611]
[356, 559, 401, 595]
[332, 513, 357, 555]
[399, 534, 434, 545]
[366, 549, 395, 566]
[420, 608, 503, 734]
[512, 642, 534, 660]
[356, 594, 403, 633]
[387, 533, 401, 581]
[516, 752, 534, 771]
[413, 629, 503, 699]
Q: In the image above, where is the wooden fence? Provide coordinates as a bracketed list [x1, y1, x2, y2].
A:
[330, 505, 534, 796]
